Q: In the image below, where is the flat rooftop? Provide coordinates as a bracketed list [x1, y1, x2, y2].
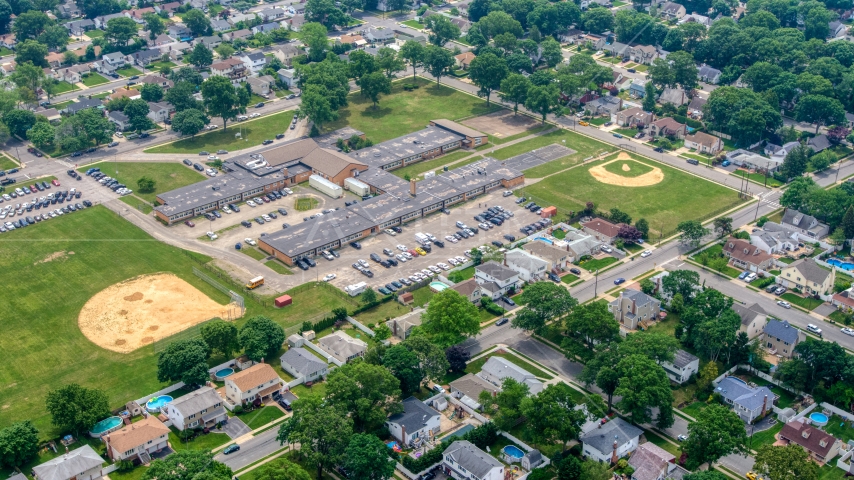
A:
[260, 208, 374, 256]
[349, 125, 464, 168]
[155, 166, 285, 215]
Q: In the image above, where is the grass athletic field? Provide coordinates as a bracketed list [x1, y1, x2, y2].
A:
[519, 152, 745, 236]
[0, 207, 360, 436]
[491, 129, 616, 177]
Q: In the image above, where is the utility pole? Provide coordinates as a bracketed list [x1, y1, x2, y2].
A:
[594, 268, 599, 297]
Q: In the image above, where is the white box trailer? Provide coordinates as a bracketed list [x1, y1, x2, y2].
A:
[344, 177, 370, 197]
[309, 174, 343, 199]
[344, 282, 367, 296]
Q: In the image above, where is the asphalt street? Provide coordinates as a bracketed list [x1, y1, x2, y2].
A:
[214, 427, 283, 471]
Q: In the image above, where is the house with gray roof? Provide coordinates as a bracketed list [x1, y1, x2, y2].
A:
[386, 397, 441, 447]
[698, 64, 722, 84]
[781, 208, 829, 240]
[32, 444, 104, 480]
[580, 417, 643, 463]
[765, 141, 800, 161]
[660, 1, 686, 19]
[477, 356, 543, 394]
[629, 442, 678, 480]
[586, 95, 623, 116]
[161, 385, 227, 431]
[211, 19, 231, 32]
[365, 27, 395, 43]
[779, 258, 835, 296]
[752, 222, 799, 254]
[504, 249, 549, 281]
[65, 98, 103, 114]
[107, 110, 130, 131]
[523, 240, 570, 271]
[443, 440, 505, 480]
[807, 134, 831, 153]
[763, 319, 804, 358]
[715, 376, 776, 422]
[474, 261, 521, 300]
[609, 289, 661, 331]
[449, 373, 499, 411]
[317, 331, 367, 364]
[65, 19, 95, 36]
[732, 302, 767, 340]
[252, 22, 281, 34]
[280, 347, 328, 381]
[658, 349, 699, 384]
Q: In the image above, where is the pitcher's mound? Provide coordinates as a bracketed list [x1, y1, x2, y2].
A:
[79, 273, 233, 353]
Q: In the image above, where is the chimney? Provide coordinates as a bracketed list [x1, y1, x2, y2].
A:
[611, 436, 618, 464]
[761, 394, 767, 417]
[410, 179, 416, 197]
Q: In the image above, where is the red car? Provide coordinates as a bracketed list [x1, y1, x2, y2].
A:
[52, 179, 60, 186]
[185, 220, 195, 227]
[408, 249, 419, 257]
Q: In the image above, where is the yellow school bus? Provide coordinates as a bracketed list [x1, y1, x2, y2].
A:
[246, 276, 264, 289]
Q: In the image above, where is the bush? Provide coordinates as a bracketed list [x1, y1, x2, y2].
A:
[757, 216, 769, 227]
[463, 422, 498, 449]
[480, 297, 505, 316]
[116, 460, 135, 472]
[754, 276, 775, 288]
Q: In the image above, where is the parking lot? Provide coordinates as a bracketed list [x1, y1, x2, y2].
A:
[0, 171, 105, 232]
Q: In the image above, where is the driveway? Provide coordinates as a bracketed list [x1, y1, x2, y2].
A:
[222, 417, 251, 439]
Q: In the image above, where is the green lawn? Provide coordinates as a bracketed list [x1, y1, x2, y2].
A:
[604, 158, 652, 177]
[577, 256, 618, 272]
[53, 100, 73, 110]
[491, 129, 616, 177]
[561, 273, 579, 283]
[117, 66, 143, 77]
[52, 81, 80, 94]
[779, 292, 821, 310]
[0, 154, 19, 170]
[291, 381, 328, 401]
[451, 265, 476, 280]
[749, 422, 783, 449]
[324, 77, 500, 143]
[390, 149, 475, 180]
[402, 19, 423, 29]
[241, 247, 268, 260]
[169, 429, 231, 452]
[731, 169, 783, 188]
[355, 299, 413, 326]
[642, 430, 681, 457]
[819, 464, 849, 480]
[519, 152, 745, 236]
[680, 401, 707, 419]
[148, 61, 177, 70]
[235, 405, 285, 430]
[109, 466, 149, 480]
[85, 29, 105, 38]
[78, 162, 205, 203]
[264, 259, 293, 274]
[145, 111, 296, 154]
[490, 124, 551, 144]
[81, 73, 110, 87]
[613, 128, 640, 138]
[0, 46, 13, 56]
[824, 415, 854, 443]
[465, 352, 554, 380]
[0, 207, 364, 436]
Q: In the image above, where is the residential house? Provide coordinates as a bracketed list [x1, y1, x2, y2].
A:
[108, 110, 130, 130]
[807, 134, 831, 153]
[285, 14, 305, 32]
[155, 2, 181, 15]
[65, 19, 95, 36]
[564, 231, 602, 262]
[258, 7, 288, 22]
[139, 74, 174, 90]
[617, 107, 654, 128]
[224, 363, 284, 405]
[46, 52, 68, 68]
[722, 237, 775, 273]
[65, 98, 103, 114]
[224, 29, 253, 42]
[779, 419, 842, 463]
[763, 319, 804, 358]
[450, 17, 472, 34]
[211, 19, 231, 32]
[386, 397, 441, 447]
[781, 209, 830, 240]
[630, 45, 659, 65]
[454, 51, 476, 70]
[678, 13, 712, 27]
[127, 7, 155, 23]
[130, 49, 163, 67]
[503, 249, 548, 281]
[58, 2, 82, 18]
[365, 28, 395, 43]
[658, 87, 689, 106]
[751, 222, 799, 254]
[95, 12, 127, 29]
[271, 43, 301, 66]
[687, 96, 706, 118]
[765, 141, 800, 161]
[442, 440, 504, 480]
[277, 68, 296, 88]
[280, 347, 328, 381]
[832, 287, 854, 312]
[581, 217, 621, 243]
[55, 64, 91, 84]
[162, 386, 227, 431]
[522, 241, 569, 271]
[658, 349, 699, 384]
[828, 21, 847, 38]
[239, 51, 267, 73]
[725, 149, 782, 172]
[150, 34, 174, 47]
[32, 445, 104, 480]
[0, 33, 16, 50]
[609, 289, 661, 331]
[473, 261, 521, 300]
[449, 373, 499, 411]
[193, 36, 222, 50]
[228, 13, 257, 26]
[629, 79, 648, 98]
[732, 302, 767, 340]
[252, 22, 281, 34]
[629, 442, 678, 480]
[586, 96, 623, 116]
[684, 131, 722, 154]
[579, 34, 606, 51]
[167, 25, 193, 42]
[246, 75, 274, 96]
[715, 376, 776, 422]
[660, 1, 686, 19]
[603, 41, 630, 60]
[147, 101, 175, 123]
[477, 356, 543, 394]
[35, 107, 61, 122]
[580, 418, 643, 463]
[647, 117, 686, 139]
[338, 33, 366, 46]
[110, 87, 141, 101]
[317, 331, 367, 363]
[386, 309, 423, 340]
[210, 57, 248, 85]
[103, 416, 169, 461]
[698, 64, 722, 84]
[450, 278, 483, 304]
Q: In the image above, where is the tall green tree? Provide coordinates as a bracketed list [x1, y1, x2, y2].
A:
[298, 84, 337, 131]
[643, 81, 657, 112]
[4, 109, 37, 138]
[357, 71, 391, 107]
[399, 40, 424, 80]
[754, 444, 819, 480]
[200, 320, 240, 358]
[401, 336, 449, 384]
[202, 75, 249, 132]
[301, 22, 329, 62]
[375, 47, 405, 78]
[14, 40, 48, 67]
[45, 384, 111, 436]
[499, 73, 531, 115]
[615, 354, 674, 428]
[254, 458, 312, 480]
[124, 98, 151, 133]
[468, 52, 508, 106]
[13, 10, 51, 39]
[683, 404, 749, 470]
[238, 316, 285, 362]
[841, 205, 854, 240]
[795, 94, 846, 134]
[0, 421, 40, 469]
[513, 282, 577, 332]
[171, 108, 208, 137]
[423, 45, 455, 87]
[343, 434, 395, 480]
[105, 16, 137, 46]
[713, 216, 733, 237]
[383, 344, 423, 395]
[564, 301, 620, 353]
[324, 361, 402, 432]
[27, 121, 55, 149]
[677, 220, 709, 247]
[421, 289, 480, 347]
[143, 451, 232, 480]
[184, 9, 212, 36]
[782, 144, 811, 179]
[525, 84, 560, 124]
[280, 396, 353, 480]
[425, 15, 461, 46]
[520, 383, 585, 451]
[140, 83, 164, 102]
[188, 43, 214, 70]
[157, 338, 211, 386]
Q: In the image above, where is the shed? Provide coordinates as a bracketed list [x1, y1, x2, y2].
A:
[287, 334, 304, 347]
[275, 294, 293, 307]
[432, 397, 448, 410]
[301, 330, 316, 341]
[541, 206, 557, 218]
[398, 292, 414, 304]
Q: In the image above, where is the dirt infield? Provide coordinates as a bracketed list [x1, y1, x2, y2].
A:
[462, 110, 539, 138]
[78, 273, 232, 353]
[588, 153, 664, 187]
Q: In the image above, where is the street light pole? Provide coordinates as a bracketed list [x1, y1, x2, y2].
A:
[594, 268, 599, 297]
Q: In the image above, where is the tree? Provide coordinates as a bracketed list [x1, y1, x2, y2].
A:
[469, 53, 508, 106]
[301, 22, 329, 62]
[520, 383, 585, 450]
[841, 205, 854, 240]
[754, 444, 819, 480]
[541, 37, 563, 68]
[26, 121, 54, 149]
[13, 10, 50, 40]
[167, 81, 203, 112]
[361, 286, 378, 304]
[383, 344, 423, 395]
[796, 94, 846, 134]
[143, 451, 232, 480]
[298, 84, 337, 131]
[810, 151, 835, 172]
[140, 83, 164, 103]
[619, 332, 679, 363]
[172, 108, 208, 137]
[124, 98, 151, 133]
[683, 473, 729, 480]
[343, 434, 395, 480]
[643, 81, 657, 112]
[713, 216, 733, 237]
[4, 109, 37, 138]
[281, 396, 353, 480]
[425, 15, 460, 46]
[423, 45, 454, 87]
[305, 0, 346, 28]
[375, 47, 404, 78]
[526, 84, 560, 124]
[171, 67, 205, 85]
[188, 43, 214, 70]
[14, 40, 48, 67]
[581, 7, 613, 33]
[254, 459, 312, 480]
[373, 323, 392, 341]
[0, 0, 11, 35]
[216, 43, 235, 60]
[445, 345, 470, 372]
[358, 71, 391, 107]
[564, 301, 619, 352]
[239, 316, 285, 362]
[703, 86, 781, 145]
[200, 319, 239, 358]
[635, 218, 650, 239]
[782, 144, 811, 179]
[324, 361, 401, 432]
[421, 289, 480, 347]
[184, 9, 211, 36]
[349, 50, 377, 80]
[105, 17, 137, 46]
[202, 75, 248, 132]
[514, 282, 577, 332]
[491, 378, 530, 430]
[0, 421, 40, 469]
[499, 74, 531, 115]
[617, 225, 642, 244]
[696, 361, 718, 393]
[144, 13, 165, 38]
[615, 355, 674, 428]
[39, 25, 70, 50]
[402, 336, 449, 384]
[45, 384, 111, 436]
[677, 220, 709, 247]
[157, 338, 210, 386]
[399, 40, 424, 80]
[137, 176, 156, 193]
[684, 404, 749, 470]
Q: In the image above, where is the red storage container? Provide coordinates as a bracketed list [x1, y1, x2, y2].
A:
[275, 295, 292, 308]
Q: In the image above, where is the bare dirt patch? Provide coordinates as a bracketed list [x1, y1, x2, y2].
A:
[35, 251, 74, 265]
[78, 273, 235, 353]
[588, 154, 664, 187]
[462, 110, 539, 138]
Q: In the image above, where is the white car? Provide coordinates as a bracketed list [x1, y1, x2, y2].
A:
[445, 235, 458, 243]
[409, 275, 421, 282]
[600, 245, 613, 253]
[776, 300, 791, 309]
[206, 169, 218, 177]
[413, 272, 426, 280]
[744, 272, 757, 282]
[421, 269, 435, 277]
[244, 238, 257, 246]
[807, 324, 822, 334]
[384, 228, 397, 236]
[454, 256, 466, 263]
[640, 250, 652, 258]
[397, 244, 408, 251]
[262, 214, 272, 222]
[403, 252, 413, 259]
[841, 327, 854, 336]
[448, 258, 458, 266]
[222, 207, 231, 214]
[206, 231, 218, 240]
[438, 263, 450, 270]
[396, 254, 408, 262]
[284, 188, 293, 195]
[323, 273, 336, 282]
[358, 259, 369, 267]
[429, 265, 442, 273]
[247, 200, 256, 207]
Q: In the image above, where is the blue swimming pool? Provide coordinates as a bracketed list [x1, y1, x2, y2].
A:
[89, 416, 123, 438]
[826, 258, 854, 271]
[146, 395, 173, 413]
[503, 445, 525, 459]
[215, 368, 235, 380]
[810, 412, 829, 426]
[534, 237, 553, 245]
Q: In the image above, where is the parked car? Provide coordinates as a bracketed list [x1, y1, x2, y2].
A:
[776, 300, 791, 309]
[807, 324, 822, 334]
[223, 445, 240, 455]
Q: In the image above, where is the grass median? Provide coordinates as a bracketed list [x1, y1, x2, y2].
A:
[145, 110, 296, 154]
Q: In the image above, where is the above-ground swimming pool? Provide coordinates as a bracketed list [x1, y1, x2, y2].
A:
[810, 412, 829, 426]
[146, 395, 173, 413]
[215, 368, 235, 380]
[429, 281, 449, 292]
[826, 258, 854, 271]
[89, 416, 123, 438]
[503, 445, 525, 460]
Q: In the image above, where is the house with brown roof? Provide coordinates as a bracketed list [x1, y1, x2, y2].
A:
[647, 117, 686, 139]
[104, 416, 169, 462]
[722, 237, 774, 273]
[581, 218, 621, 244]
[139, 75, 174, 90]
[210, 57, 248, 85]
[684, 131, 722, 154]
[629, 442, 678, 480]
[522, 241, 569, 271]
[832, 287, 854, 312]
[616, 107, 654, 128]
[779, 419, 842, 463]
[450, 278, 483, 304]
[224, 363, 283, 405]
[110, 87, 141, 101]
[455, 51, 476, 70]
[449, 373, 499, 411]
